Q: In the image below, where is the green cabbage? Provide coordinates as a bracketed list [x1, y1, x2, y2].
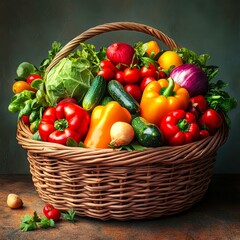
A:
[45, 57, 94, 106]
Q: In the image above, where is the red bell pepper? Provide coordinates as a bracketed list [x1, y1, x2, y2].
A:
[38, 102, 90, 145]
[160, 109, 200, 146]
[187, 95, 208, 119]
[198, 109, 223, 135]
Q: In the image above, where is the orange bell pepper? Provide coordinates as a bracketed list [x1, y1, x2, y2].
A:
[84, 101, 132, 148]
[140, 77, 189, 126]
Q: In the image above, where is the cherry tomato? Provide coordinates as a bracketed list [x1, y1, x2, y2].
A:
[26, 74, 43, 84]
[22, 115, 30, 125]
[43, 203, 61, 221]
[140, 63, 158, 79]
[100, 59, 117, 72]
[123, 67, 140, 84]
[97, 67, 115, 81]
[115, 71, 126, 85]
[124, 84, 142, 102]
[140, 77, 156, 92]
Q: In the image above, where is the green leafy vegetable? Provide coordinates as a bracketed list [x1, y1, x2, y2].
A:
[20, 212, 39, 232]
[66, 138, 85, 147]
[45, 57, 94, 106]
[69, 43, 105, 70]
[33, 211, 41, 222]
[40, 217, 55, 229]
[8, 89, 44, 124]
[61, 208, 76, 222]
[134, 41, 158, 66]
[177, 47, 219, 81]
[39, 41, 62, 75]
[8, 90, 36, 113]
[20, 212, 55, 232]
[205, 80, 237, 127]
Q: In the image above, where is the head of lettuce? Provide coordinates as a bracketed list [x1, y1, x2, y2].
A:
[45, 57, 94, 106]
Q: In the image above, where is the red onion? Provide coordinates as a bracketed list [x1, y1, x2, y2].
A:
[106, 42, 135, 66]
[170, 63, 208, 97]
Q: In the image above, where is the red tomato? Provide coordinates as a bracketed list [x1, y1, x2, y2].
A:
[123, 67, 140, 84]
[199, 109, 223, 129]
[100, 59, 117, 72]
[198, 109, 223, 135]
[140, 63, 158, 79]
[115, 71, 126, 85]
[97, 67, 115, 81]
[26, 74, 43, 84]
[22, 115, 30, 125]
[43, 203, 61, 221]
[140, 77, 156, 92]
[124, 84, 142, 102]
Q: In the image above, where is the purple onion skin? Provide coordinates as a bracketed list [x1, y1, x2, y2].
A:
[170, 64, 209, 97]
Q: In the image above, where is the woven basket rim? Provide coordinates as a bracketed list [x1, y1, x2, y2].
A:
[16, 119, 228, 166]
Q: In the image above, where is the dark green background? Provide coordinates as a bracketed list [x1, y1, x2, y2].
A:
[1, 0, 239, 174]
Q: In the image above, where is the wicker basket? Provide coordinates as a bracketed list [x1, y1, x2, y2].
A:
[16, 22, 228, 221]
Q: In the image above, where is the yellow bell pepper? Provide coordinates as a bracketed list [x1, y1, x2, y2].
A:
[140, 77, 189, 126]
[84, 101, 132, 148]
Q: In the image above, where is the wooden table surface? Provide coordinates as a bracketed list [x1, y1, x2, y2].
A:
[0, 174, 239, 240]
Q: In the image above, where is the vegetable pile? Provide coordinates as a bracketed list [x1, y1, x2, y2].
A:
[8, 40, 237, 148]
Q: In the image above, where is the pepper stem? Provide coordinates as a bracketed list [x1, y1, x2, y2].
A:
[162, 77, 175, 97]
[177, 119, 189, 132]
[54, 119, 68, 131]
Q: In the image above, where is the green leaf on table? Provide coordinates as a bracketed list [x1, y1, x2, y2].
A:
[19, 214, 38, 232]
[40, 217, 55, 229]
[61, 208, 76, 222]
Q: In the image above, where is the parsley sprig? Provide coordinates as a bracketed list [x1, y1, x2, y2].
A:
[20, 211, 55, 232]
[61, 208, 76, 222]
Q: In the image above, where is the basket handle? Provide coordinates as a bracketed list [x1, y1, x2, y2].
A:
[46, 21, 180, 73]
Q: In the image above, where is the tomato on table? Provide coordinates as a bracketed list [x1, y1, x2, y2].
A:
[43, 203, 61, 221]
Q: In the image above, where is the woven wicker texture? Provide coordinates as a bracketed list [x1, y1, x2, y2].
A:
[16, 22, 228, 220]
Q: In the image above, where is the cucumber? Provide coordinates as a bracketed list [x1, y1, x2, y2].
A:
[82, 75, 106, 111]
[132, 117, 164, 147]
[100, 96, 113, 106]
[107, 80, 140, 114]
